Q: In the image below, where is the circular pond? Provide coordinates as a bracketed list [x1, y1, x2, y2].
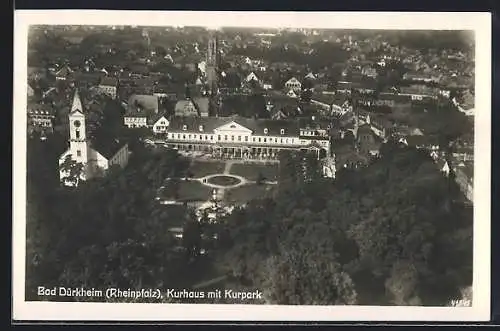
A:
[206, 175, 242, 187]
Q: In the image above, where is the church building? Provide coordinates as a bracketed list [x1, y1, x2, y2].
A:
[58, 90, 129, 186]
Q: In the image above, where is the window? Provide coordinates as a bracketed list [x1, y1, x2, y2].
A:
[231, 136, 234, 141]
[225, 135, 228, 141]
[280, 139, 283, 143]
[182, 125, 187, 130]
[264, 138, 267, 143]
[280, 128, 285, 135]
[264, 128, 269, 134]
[210, 136, 213, 140]
[238, 136, 241, 141]
[183, 134, 186, 139]
[275, 138, 278, 143]
[189, 134, 192, 139]
[76, 150, 81, 157]
[244, 136, 248, 142]
[177, 134, 180, 139]
[253, 137, 256, 142]
[218, 135, 221, 140]
[75, 130, 80, 139]
[258, 138, 261, 142]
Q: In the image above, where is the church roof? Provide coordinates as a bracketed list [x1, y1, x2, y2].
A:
[91, 135, 126, 159]
[70, 90, 83, 113]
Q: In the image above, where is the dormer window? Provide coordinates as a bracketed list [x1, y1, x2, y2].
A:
[264, 128, 269, 135]
[199, 125, 204, 132]
[182, 124, 187, 131]
[280, 128, 285, 135]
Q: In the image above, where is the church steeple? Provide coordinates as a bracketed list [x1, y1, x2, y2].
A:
[71, 89, 83, 113]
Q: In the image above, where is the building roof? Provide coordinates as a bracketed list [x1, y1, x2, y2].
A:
[167, 115, 309, 137]
[126, 94, 159, 115]
[192, 97, 210, 115]
[70, 90, 83, 113]
[27, 102, 55, 115]
[55, 65, 74, 77]
[400, 85, 439, 96]
[174, 99, 198, 115]
[100, 77, 118, 86]
[91, 135, 126, 159]
[149, 112, 169, 125]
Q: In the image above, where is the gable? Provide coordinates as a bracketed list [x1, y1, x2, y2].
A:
[286, 77, 300, 85]
[154, 116, 169, 126]
[246, 72, 259, 81]
[214, 121, 253, 134]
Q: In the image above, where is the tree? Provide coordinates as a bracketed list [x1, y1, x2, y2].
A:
[261, 243, 358, 305]
[183, 219, 202, 259]
[59, 155, 84, 186]
[300, 89, 313, 102]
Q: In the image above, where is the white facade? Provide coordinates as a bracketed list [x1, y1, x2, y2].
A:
[124, 116, 148, 128]
[245, 72, 259, 82]
[152, 116, 170, 134]
[98, 85, 117, 99]
[285, 77, 302, 91]
[165, 119, 330, 159]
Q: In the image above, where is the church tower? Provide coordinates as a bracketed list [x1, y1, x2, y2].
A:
[68, 90, 89, 166]
[206, 31, 218, 95]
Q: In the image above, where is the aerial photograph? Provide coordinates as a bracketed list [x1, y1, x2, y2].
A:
[25, 24, 475, 306]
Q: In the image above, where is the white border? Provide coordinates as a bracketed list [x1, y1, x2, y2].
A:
[13, 10, 491, 322]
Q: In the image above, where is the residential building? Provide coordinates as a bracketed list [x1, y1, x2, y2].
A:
[361, 66, 378, 79]
[59, 90, 129, 186]
[454, 164, 473, 202]
[369, 115, 393, 140]
[124, 94, 159, 128]
[174, 97, 210, 117]
[403, 71, 440, 83]
[152, 114, 170, 135]
[162, 116, 331, 160]
[54, 65, 73, 81]
[27, 103, 55, 132]
[284, 77, 302, 92]
[98, 77, 118, 99]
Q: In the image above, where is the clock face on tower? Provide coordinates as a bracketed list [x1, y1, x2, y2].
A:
[74, 120, 81, 128]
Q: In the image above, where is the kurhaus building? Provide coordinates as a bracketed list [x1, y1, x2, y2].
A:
[162, 116, 331, 159]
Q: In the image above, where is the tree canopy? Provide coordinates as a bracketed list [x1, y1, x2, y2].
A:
[216, 144, 472, 305]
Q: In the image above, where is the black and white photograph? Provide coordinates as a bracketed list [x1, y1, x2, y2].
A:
[13, 11, 491, 322]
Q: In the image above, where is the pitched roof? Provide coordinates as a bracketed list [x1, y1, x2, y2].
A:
[126, 94, 159, 114]
[167, 116, 302, 137]
[192, 97, 210, 114]
[91, 135, 126, 159]
[99, 77, 118, 86]
[174, 99, 198, 115]
[55, 65, 73, 77]
[70, 90, 83, 113]
[27, 102, 55, 115]
[148, 112, 169, 125]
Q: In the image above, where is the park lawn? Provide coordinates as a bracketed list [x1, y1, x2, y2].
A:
[230, 163, 279, 182]
[189, 160, 226, 178]
[224, 183, 277, 205]
[177, 180, 213, 202]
